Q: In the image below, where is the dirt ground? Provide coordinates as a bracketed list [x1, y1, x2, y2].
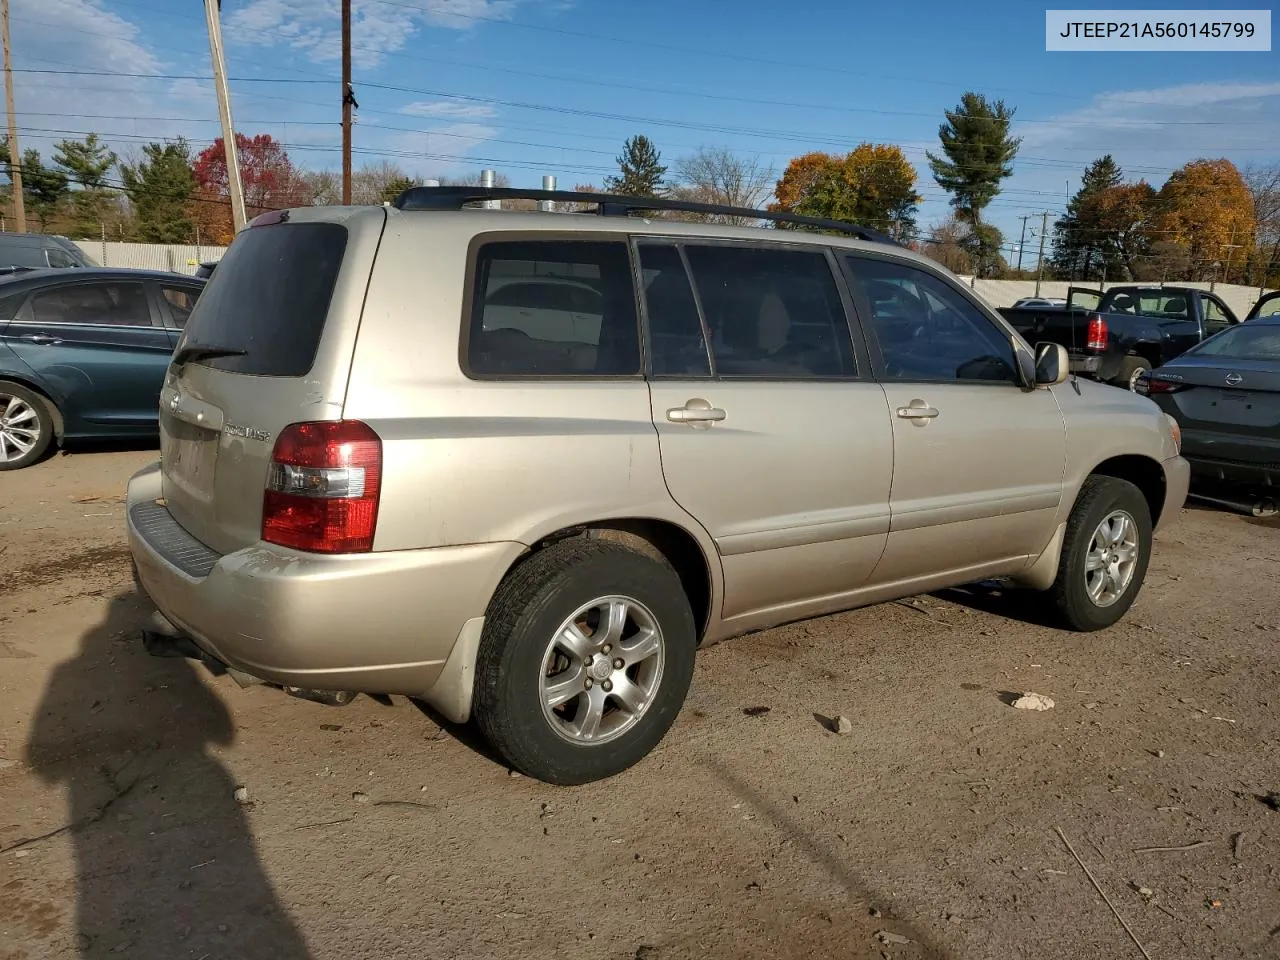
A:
[1, 448, 1278, 960]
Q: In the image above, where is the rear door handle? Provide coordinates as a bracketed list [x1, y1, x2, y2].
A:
[896, 401, 939, 421]
[21, 333, 62, 345]
[667, 399, 726, 425]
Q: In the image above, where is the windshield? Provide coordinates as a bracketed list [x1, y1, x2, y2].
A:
[1192, 323, 1280, 360]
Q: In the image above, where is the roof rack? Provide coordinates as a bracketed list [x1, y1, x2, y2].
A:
[390, 185, 903, 246]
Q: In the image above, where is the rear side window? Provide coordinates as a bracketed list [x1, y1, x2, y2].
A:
[180, 222, 347, 377]
[45, 247, 78, 268]
[683, 244, 855, 379]
[466, 240, 640, 377]
[161, 286, 199, 329]
[31, 282, 151, 326]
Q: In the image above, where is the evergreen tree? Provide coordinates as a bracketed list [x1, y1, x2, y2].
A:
[926, 92, 1021, 276]
[54, 133, 119, 236]
[120, 139, 196, 243]
[1050, 155, 1123, 279]
[20, 149, 69, 229]
[606, 135, 666, 197]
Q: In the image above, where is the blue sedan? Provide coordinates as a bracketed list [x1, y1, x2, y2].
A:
[0, 268, 204, 469]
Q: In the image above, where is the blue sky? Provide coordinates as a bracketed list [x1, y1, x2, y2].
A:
[8, 0, 1279, 252]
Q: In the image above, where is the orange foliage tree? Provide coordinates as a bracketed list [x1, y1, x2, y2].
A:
[192, 133, 309, 244]
[1155, 159, 1256, 282]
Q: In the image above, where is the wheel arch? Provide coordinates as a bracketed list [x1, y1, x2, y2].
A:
[1085, 454, 1166, 528]
[0, 375, 64, 439]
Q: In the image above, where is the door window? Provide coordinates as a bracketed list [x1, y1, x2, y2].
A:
[681, 244, 855, 378]
[638, 243, 711, 377]
[161, 286, 199, 329]
[30, 283, 152, 327]
[45, 247, 78, 269]
[466, 240, 640, 377]
[1202, 296, 1235, 336]
[844, 257, 1018, 384]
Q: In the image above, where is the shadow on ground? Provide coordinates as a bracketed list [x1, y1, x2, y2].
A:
[21, 591, 311, 959]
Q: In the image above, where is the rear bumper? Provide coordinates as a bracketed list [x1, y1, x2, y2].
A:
[1068, 352, 1102, 375]
[1159, 454, 1191, 532]
[126, 462, 524, 697]
[1185, 454, 1279, 488]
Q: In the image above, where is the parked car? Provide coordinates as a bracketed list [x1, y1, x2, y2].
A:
[0, 231, 98, 273]
[0, 267, 204, 468]
[127, 189, 1189, 785]
[194, 260, 218, 280]
[1000, 285, 1242, 389]
[1011, 296, 1066, 309]
[1136, 294, 1280, 489]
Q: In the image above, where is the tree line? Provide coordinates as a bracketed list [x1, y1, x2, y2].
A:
[4, 97, 1277, 288]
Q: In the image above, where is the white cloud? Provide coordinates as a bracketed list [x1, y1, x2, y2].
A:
[226, 0, 525, 69]
[400, 100, 498, 120]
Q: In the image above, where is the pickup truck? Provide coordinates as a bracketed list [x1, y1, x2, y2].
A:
[999, 285, 1241, 390]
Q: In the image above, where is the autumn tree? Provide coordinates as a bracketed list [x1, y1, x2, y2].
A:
[772, 145, 920, 237]
[1090, 181, 1157, 280]
[120, 140, 196, 243]
[1242, 163, 1280, 285]
[606, 135, 666, 197]
[193, 134, 307, 243]
[1051, 155, 1124, 279]
[927, 92, 1021, 276]
[919, 215, 976, 274]
[1155, 158, 1255, 283]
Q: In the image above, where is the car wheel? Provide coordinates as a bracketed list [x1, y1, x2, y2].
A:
[1049, 476, 1152, 631]
[1119, 357, 1148, 392]
[0, 382, 54, 470]
[473, 538, 696, 785]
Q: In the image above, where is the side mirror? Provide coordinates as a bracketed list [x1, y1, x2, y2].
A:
[1035, 342, 1070, 385]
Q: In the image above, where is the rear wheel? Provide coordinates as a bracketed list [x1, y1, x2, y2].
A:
[473, 538, 696, 785]
[0, 382, 54, 470]
[1117, 357, 1149, 392]
[1049, 476, 1152, 631]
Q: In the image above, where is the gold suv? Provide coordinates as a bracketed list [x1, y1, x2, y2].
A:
[127, 189, 1189, 785]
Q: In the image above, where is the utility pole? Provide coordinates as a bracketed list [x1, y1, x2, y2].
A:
[1034, 210, 1049, 296]
[204, 0, 246, 231]
[2, 0, 25, 233]
[1016, 214, 1030, 272]
[341, 0, 352, 204]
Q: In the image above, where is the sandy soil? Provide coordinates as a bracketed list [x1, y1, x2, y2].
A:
[1, 447, 1278, 960]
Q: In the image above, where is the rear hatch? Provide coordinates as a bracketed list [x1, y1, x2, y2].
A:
[1148, 351, 1280, 465]
[158, 206, 387, 555]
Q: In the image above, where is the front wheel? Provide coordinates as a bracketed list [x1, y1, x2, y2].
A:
[1049, 476, 1153, 631]
[473, 538, 696, 785]
[0, 382, 54, 470]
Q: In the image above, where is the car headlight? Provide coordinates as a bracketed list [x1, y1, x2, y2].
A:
[1164, 413, 1181, 454]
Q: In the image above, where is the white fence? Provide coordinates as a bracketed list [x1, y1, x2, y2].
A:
[71, 241, 228, 276]
[961, 278, 1276, 322]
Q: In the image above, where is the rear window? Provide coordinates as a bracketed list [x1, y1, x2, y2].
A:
[179, 222, 347, 377]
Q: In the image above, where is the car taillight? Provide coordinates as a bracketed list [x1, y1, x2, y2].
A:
[262, 420, 382, 553]
[1142, 377, 1186, 395]
[1085, 314, 1108, 352]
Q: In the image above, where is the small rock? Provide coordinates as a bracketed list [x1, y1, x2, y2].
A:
[835, 715, 853, 735]
[385, 874, 400, 884]
[742, 706, 771, 717]
[233, 786, 249, 804]
[217, 924, 228, 933]
[1083, 702, 1099, 710]
[875, 930, 911, 945]
[0, 757, 18, 771]
[508, 769, 523, 778]
[635, 947, 657, 960]
[13, 850, 29, 858]
[1134, 884, 1154, 898]
[1012, 693, 1055, 711]
[111, 940, 134, 954]
[352, 791, 370, 803]
[1155, 750, 1166, 759]
[320, 723, 343, 732]
[869, 907, 883, 919]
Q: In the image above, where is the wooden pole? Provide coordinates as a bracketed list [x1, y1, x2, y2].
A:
[2, 0, 26, 233]
[204, 0, 246, 231]
[341, 0, 352, 205]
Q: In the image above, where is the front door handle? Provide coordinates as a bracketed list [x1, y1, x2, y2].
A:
[21, 333, 62, 345]
[896, 400, 939, 422]
[667, 398, 726, 425]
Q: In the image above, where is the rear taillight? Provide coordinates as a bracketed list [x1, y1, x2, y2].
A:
[1085, 314, 1108, 352]
[262, 420, 382, 553]
[1142, 377, 1186, 395]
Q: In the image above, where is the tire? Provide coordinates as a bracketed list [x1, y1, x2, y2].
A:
[1117, 357, 1149, 392]
[473, 538, 697, 785]
[0, 381, 54, 470]
[1049, 476, 1153, 631]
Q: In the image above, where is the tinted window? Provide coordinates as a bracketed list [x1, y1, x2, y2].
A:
[45, 247, 77, 268]
[638, 243, 711, 377]
[845, 257, 1017, 383]
[31, 282, 151, 326]
[683, 244, 854, 378]
[1137, 292, 1189, 320]
[0, 244, 53, 269]
[1193, 323, 1280, 360]
[467, 240, 640, 377]
[161, 286, 199, 329]
[1203, 299, 1227, 324]
[180, 223, 347, 377]
[1256, 296, 1280, 320]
